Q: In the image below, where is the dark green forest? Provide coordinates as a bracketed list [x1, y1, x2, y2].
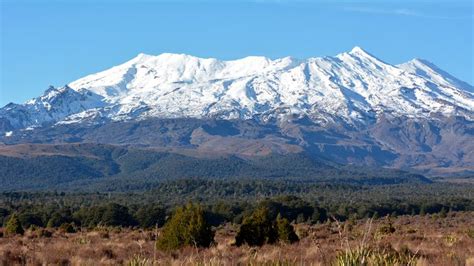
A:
[1, 145, 472, 233]
[1, 178, 473, 230]
[0, 145, 430, 191]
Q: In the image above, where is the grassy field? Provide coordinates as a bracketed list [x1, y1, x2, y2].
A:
[1, 212, 473, 265]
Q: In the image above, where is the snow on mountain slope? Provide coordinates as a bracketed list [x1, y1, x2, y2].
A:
[0, 86, 106, 130]
[398, 58, 474, 93]
[2, 47, 474, 131]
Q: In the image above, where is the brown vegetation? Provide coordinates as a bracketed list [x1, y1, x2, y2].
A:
[0, 212, 473, 265]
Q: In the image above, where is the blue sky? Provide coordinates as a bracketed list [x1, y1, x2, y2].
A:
[1, 0, 473, 106]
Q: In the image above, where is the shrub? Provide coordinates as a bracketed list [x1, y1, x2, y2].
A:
[235, 207, 278, 246]
[47, 212, 69, 228]
[276, 214, 299, 244]
[236, 208, 301, 246]
[444, 234, 457, 246]
[30, 227, 53, 238]
[377, 216, 396, 235]
[467, 229, 474, 239]
[378, 223, 395, 235]
[4, 213, 24, 236]
[59, 222, 76, 233]
[38, 228, 53, 238]
[156, 203, 214, 251]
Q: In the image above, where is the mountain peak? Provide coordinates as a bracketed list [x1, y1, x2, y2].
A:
[136, 52, 152, 58]
[156, 52, 197, 59]
[129, 52, 201, 65]
[3, 49, 473, 133]
[349, 46, 368, 54]
[347, 46, 382, 61]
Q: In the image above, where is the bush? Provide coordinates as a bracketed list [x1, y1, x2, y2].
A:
[235, 208, 300, 246]
[467, 228, 474, 239]
[29, 226, 53, 238]
[38, 228, 53, 238]
[235, 207, 278, 246]
[276, 214, 299, 244]
[378, 217, 396, 235]
[47, 212, 70, 228]
[59, 222, 76, 233]
[5, 213, 24, 236]
[156, 203, 214, 251]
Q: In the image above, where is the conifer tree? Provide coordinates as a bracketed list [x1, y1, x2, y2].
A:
[276, 214, 299, 244]
[5, 213, 24, 236]
[156, 203, 214, 251]
[235, 206, 278, 246]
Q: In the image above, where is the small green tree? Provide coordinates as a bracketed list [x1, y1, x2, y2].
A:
[235, 206, 278, 246]
[156, 203, 214, 251]
[5, 213, 24, 236]
[276, 214, 299, 244]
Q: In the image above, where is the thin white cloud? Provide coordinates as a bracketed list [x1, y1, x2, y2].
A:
[345, 6, 472, 20]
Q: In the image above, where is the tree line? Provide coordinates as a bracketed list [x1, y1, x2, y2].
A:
[1, 193, 471, 233]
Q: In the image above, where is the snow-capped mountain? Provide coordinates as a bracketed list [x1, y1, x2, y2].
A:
[1, 47, 474, 176]
[1, 86, 106, 130]
[2, 46, 473, 132]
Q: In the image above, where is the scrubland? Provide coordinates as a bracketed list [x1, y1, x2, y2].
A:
[1, 212, 473, 265]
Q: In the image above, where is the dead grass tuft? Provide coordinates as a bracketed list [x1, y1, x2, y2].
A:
[0, 212, 472, 265]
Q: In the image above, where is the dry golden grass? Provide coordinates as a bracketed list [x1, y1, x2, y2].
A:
[0, 212, 473, 265]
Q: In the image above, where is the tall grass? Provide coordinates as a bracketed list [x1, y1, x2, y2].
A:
[333, 217, 419, 266]
[127, 254, 152, 266]
[334, 246, 419, 266]
[1, 212, 471, 265]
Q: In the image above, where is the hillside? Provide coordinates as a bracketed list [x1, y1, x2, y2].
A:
[0, 143, 430, 191]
